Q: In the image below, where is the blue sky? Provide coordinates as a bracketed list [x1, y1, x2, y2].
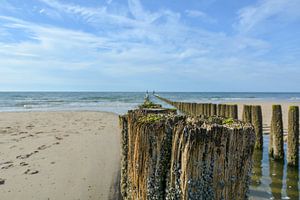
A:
[0, 0, 300, 91]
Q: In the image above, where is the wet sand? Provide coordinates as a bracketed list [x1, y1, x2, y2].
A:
[0, 111, 120, 200]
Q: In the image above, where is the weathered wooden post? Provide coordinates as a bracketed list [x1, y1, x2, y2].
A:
[119, 115, 128, 199]
[287, 106, 299, 166]
[211, 104, 217, 116]
[195, 103, 200, 115]
[271, 105, 284, 160]
[228, 104, 238, 119]
[207, 103, 212, 116]
[224, 104, 229, 118]
[217, 104, 222, 116]
[203, 103, 208, 116]
[219, 104, 226, 117]
[191, 103, 197, 116]
[251, 105, 263, 149]
[242, 105, 252, 123]
[200, 103, 204, 115]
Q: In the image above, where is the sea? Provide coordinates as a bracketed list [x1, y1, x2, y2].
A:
[0, 92, 300, 113]
[0, 91, 299, 199]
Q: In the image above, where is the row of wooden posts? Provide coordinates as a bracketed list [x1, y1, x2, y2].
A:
[155, 95, 299, 166]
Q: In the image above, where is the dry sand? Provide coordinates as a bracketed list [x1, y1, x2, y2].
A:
[0, 111, 120, 200]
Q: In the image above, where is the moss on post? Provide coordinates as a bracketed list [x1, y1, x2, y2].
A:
[251, 105, 263, 150]
[287, 106, 299, 166]
[271, 105, 284, 160]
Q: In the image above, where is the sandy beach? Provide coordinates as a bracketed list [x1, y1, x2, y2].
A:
[0, 111, 120, 200]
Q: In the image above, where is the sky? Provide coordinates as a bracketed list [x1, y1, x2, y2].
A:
[0, 0, 300, 92]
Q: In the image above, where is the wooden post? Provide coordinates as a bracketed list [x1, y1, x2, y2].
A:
[219, 104, 226, 117]
[191, 103, 197, 116]
[217, 104, 222, 116]
[203, 103, 207, 116]
[229, 104, 238, 119]
[271, 105, 284, 160]
[207, 103, 212, 116]
[287, 106, 299, 166]
[252, 105, 263, 149]
[119, 115, 128, 199]
[200, 104, 204, 115]
[242, 105, 252, 123]
[225, 104, 230, 118]
[211, 104, 217, 116]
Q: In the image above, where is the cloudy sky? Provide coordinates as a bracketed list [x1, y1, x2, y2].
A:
[0, 0, 299, 91]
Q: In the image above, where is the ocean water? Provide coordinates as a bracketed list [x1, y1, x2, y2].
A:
[0, 92, 299, 199]
[0, 92, 300, 113]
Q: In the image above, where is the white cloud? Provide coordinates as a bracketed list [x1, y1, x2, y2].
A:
[236, 0, 300, 32]
[185, 10, 216, 23]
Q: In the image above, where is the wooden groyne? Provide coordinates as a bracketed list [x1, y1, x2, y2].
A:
[156, 95, 300, 165]
[154, 95, 238, 119]
[119, 102, 255, 200]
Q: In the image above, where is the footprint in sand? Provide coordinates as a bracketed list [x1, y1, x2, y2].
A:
[1, 164, 14, 170]
[0, 178, 5, 185]
[24, 169, 39, 175]
[16, 151, 39, 159]
[0, 161, 13, 166]
[20, 162, 29, 166]
[55, 136, 63, 140]
[37, 145, 50, 150]
[26, 124, 34, 129]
